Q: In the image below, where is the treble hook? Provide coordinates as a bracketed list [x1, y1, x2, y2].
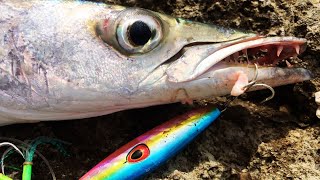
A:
[250, 83, 275, 103]
[242, 63, 259, 91]
[242, 63, 275, 103]
[220, 63, 275, 112]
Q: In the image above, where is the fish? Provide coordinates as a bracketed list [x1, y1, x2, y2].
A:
[80, 107, 221, 180]
[0, 1, 312, 125]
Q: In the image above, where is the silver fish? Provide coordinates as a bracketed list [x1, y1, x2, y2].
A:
[0, 1, 311, 125]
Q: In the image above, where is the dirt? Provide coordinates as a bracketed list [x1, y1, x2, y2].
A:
[1, 0, 320, 179]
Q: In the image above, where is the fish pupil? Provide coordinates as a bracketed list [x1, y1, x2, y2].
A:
[131, 149, 143, 159]
[129, 21, 152, 46]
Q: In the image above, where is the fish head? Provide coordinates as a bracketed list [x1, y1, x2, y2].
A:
[97, 7, 257, 83]
[97, 7, 311, 104]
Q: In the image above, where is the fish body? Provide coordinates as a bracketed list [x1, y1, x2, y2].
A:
[0, 1, 311, 125]
[80, 107, 221, 180]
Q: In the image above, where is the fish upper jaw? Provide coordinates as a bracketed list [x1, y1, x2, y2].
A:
[165, 36, 308, 83]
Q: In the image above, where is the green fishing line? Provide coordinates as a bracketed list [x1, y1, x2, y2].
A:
[26, 137, 69, 162]
[3, 166, 20, 172]
[21, 137, 69, 180]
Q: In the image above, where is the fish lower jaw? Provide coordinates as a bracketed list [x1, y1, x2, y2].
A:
[179, 65, 311, 100]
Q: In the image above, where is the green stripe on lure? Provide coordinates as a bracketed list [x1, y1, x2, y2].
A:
[81, 107, 221, 180]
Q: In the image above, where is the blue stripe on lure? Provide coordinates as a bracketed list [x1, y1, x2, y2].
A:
[80, 107, 221, 180]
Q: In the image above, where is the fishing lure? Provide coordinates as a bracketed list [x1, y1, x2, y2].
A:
[80, 107, 221, 180]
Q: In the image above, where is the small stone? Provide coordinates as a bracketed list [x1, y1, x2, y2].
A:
[316, 107, 320, 119]
[251, 1, 259, 7]
[279, 105, 290, 114]
[239, 172, 252, 180]
[291, 131, 301, 138]
[315, 91, 320, 105]
[201, 172, 210, 179]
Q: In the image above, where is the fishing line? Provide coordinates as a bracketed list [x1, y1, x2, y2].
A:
[0, 137, 68, 180]
[0, 143, 24, 161]
[1, 147, 19, 175]
[0, 142, 25, 175]
[26, 137, 70, 162]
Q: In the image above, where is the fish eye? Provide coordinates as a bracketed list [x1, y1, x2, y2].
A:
[98, 8, 165, 55]
[110, 9, 163, 55]
[127, 144, 150, 163]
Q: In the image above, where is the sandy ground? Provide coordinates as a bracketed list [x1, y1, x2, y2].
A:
[0, 0, 319, 179]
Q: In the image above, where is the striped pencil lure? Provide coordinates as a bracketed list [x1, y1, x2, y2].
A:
[81, 107, 221, 180]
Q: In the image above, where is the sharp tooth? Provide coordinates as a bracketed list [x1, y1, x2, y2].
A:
[233, 52, 239, 60]
[286, 60, 293, 68]
[242, 49, 248, 61]
[242, 49, 248, 56]
[294, 45, 300, 54]
[260, 48, 268, 52]
[277, 46, 283, 57]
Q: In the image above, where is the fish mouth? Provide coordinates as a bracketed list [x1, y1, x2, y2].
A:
[166, 36, 308, 83]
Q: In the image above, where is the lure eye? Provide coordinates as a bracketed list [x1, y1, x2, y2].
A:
[127, 144, 150, 163]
